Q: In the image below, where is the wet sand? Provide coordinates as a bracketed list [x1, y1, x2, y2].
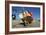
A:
[12, 19, 40, 28]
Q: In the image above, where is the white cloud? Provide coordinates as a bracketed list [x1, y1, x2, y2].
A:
[19, 13, 23, 18]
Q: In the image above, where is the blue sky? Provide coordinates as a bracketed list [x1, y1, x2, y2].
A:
[12, 6, 40, 20]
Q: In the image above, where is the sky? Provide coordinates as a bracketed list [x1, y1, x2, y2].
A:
[12, 6, 40, 20]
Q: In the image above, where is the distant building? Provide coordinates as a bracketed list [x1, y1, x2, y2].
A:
[12, 14, 16, 20]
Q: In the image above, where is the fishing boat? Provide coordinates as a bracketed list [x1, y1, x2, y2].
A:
[19, 10, 33, 26]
